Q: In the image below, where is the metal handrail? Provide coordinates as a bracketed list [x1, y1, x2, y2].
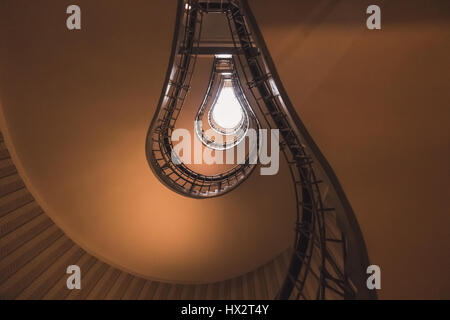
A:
[145, 0, 375, 300]
[146, 1, 258, 198]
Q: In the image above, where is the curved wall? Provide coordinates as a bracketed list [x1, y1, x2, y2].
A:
[249, 0, 450, 299]
[0, 130, 291, 299]
[0, 0, 295, 283]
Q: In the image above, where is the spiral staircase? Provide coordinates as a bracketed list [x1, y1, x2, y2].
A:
[0, 0, 379, 300]
[145, 0, 373, 300]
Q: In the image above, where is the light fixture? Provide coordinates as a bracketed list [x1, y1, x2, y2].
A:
[215, 54, 232, 59]
[210, 81, 244, 130]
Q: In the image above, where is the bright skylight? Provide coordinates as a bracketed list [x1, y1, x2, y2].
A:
[211, 85, 244, 129]
[215, 54, 232, 59]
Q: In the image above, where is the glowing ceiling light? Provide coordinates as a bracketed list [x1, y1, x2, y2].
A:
[211, 85, 244, 130]
[215, 54, 232, 59]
